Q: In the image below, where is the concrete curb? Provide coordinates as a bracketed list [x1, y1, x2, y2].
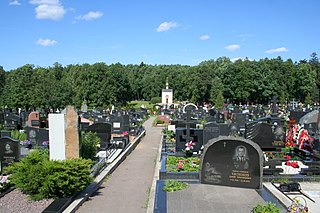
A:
[147, 133, 164, 213]
[63, 130, 146, 213]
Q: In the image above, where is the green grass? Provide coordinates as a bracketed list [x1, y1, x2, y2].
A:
[127, 100, 154, 110]
[142, 187, 151, 209]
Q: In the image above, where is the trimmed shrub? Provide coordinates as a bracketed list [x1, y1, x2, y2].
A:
[150, 97, 161, 104]
[5, 149, 93, 200]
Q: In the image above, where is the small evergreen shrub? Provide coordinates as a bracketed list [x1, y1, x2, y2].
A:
[81, 131, 101, 161]
[5, 149, 93, 200]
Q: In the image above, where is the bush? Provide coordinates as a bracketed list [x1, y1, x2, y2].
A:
[11, 130, 27, 142]
[5, 149, 93, 200]
[251, 202, 281, 213]
[150, 97, 162, 104]
[81, 131, 101, 161]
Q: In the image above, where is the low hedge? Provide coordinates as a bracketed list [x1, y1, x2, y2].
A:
[5, 149, 93, 200]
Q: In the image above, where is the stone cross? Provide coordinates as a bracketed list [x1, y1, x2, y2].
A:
[271, 96, 278, 114]
[182, 109, 194, 142]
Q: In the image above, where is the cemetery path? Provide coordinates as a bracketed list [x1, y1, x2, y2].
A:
[76, 117, 162, 213]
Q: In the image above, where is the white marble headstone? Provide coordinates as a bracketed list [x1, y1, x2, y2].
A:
[49, 114, 66, 160]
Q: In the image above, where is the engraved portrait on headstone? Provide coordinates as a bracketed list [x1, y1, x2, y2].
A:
[232, 145, 249, 170]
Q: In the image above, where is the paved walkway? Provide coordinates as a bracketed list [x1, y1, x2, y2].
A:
[76, 117, 162, 213]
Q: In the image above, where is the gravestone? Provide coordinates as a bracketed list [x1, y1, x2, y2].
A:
[171, 120, 196, 128]
[0, 130, 11, 138]
[200, 136, 263, 189]
[216, 112, 225, 123]
[0, 137, 20, 173]
[203, 122, 220, 145]
[28, 112, 40, 128]
[81, 102, 88, 113]
[233, 113, 248, 130]
[86, 122, 112, 149]
[245, 122, 285, 150]
[65, 106, 80, 159]
[49, 106, 80, 160]
[219, 124, 231, 136]
[26, 127, 49, 147]
[3, 112, 21, 130]
[175, 128, 203, 152]
[290, 111, 308, 123]
[110, 111, 130, 134]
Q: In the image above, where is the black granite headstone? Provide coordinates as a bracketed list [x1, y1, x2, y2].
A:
[203, 122, 220, 145]
[289, 111, 308, 123]
[216, 112, 225, 123]
[0, 137, 20, 173]
[26, 127, 49, 147]
[175, 128, 203, 153]
[3, 112, 21, 130]
[110, 112, 130, 134]
[86, 122, 112, 149]
[200, 136, 263, 189]
[245, 122, 285, 150]
[219, 124, 231, 136]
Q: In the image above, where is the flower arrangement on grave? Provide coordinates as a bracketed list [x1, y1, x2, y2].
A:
[297, 128, 314, 152]
[42, 140, 49, 147]
[284, 155, 300, 168]
[184, 140, 195, 157]
[0, 175, 12, 193]
[166, 156, 200, 172]
[286, 122, 314, 153]
[23, 140, 32, 149]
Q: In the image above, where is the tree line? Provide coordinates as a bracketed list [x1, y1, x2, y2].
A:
[0, 53, 319, 111]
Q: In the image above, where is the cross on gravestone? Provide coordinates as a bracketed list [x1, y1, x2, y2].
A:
[271, 96, 278, 114]
[290, 99, 298, 110]
[182, 109, 194, 143]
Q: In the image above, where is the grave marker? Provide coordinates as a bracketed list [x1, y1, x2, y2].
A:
[0, 137, 20, 173]
[200, 136, 263, 189]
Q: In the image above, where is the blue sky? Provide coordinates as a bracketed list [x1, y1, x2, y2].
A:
[1, 0, 319, 71]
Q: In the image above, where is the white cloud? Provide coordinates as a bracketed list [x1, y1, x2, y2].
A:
[29, 0, 59, 4]
[36, 38, 57, 46]
[29, 0, 65, 21]
[200, 35, 210, 40]
[225, 44, 240, 51]
[156, 21, 178, 32]
[265, 47, 288, 54]
[76, 11, 103, 21]
[9, 0, 21, 5]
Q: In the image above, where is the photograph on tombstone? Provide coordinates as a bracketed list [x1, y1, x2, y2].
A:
[4, 143, 13, 154]
[232, 145, 249, 170]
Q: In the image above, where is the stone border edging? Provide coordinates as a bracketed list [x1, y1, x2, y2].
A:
[62, 130, 146, 213]
[147, 134, 164, 213]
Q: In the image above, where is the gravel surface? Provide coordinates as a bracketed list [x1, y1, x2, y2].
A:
[0, 189, 54, 213]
